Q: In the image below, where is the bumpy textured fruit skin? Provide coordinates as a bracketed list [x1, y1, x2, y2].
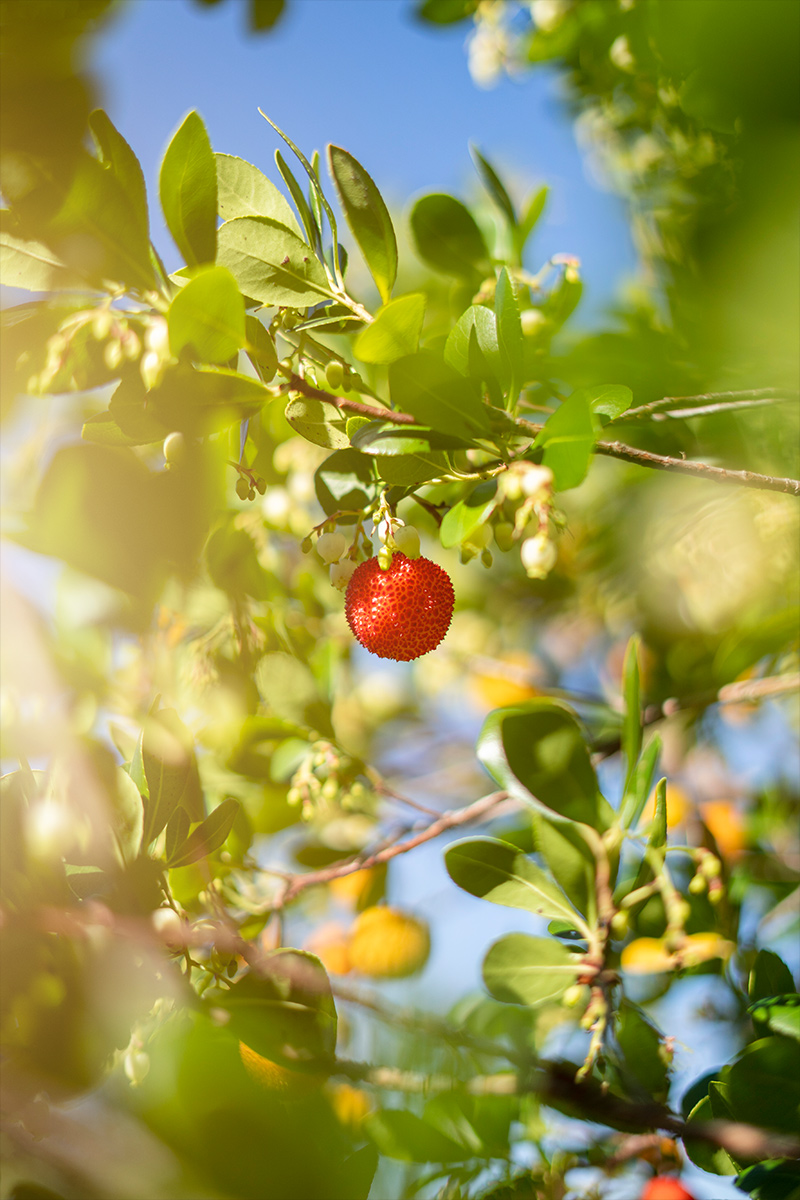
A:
[640, 1178, 695, 1200]
[344, 553, 454, 661]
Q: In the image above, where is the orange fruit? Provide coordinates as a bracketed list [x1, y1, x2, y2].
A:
[642, 782, 691, 830]
[700, 800, 747, 858]
[348, 907, 430, 979]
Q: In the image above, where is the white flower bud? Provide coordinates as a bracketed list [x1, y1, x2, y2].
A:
[520, 533, 558, 579]
[317, 531, 346, 563]
[521, 465, 554, 499]
[124, 1050, 150, 1086]
[330, 559, 357, 590]
[393, 525, 420, 558]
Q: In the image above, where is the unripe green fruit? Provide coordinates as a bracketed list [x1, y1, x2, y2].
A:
[282, 310, 298, 329]
[325, 361, 345, 390]
[494, 522, 515, 552]
[163, 431, 188, 466]
[235, 477, 249, 500]
[466, 523, 493, 550]
[562, 983, 585, 1009]
[688, 874, 706, 895]
[248, 487, 256, 501]
[256, 477, 267, 495]
[610, 910, 629, 938]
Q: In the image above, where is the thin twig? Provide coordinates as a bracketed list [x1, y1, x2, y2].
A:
[288, 373, 416, 425]
[620, 388, 798, 421]
[592, 437, 800, 496]
[274, 791, 509, 907]
[652, 397, 793, 420]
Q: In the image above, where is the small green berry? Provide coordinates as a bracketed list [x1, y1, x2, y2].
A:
[248, 487, 256, 501]
[610, 910, 629, 938]
[494, 522, 515, 552]
[163, 431, 188, 466]
[256, 477, 267, 495]
[325, 360, 345, 391]
[688, 874, 707, 895]
[235, 477, 249, 500]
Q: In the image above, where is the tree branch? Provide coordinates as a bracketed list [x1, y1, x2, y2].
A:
[592, 437, 800, 495]
[619, 388, 798, 421]
[288, 373, 416, 425]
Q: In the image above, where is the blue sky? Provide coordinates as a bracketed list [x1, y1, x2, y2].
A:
[92, 0, 637, 321]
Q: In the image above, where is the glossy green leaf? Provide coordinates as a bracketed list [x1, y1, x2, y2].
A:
[748, 994, 800, 1042]
[274, 148, 321, 252]
[244, 313, 278, 382]
[724, 1037, 800, 1134]
[410, 193, 490, 278]
[477, 699, 606, 827]
[440, 479, 498, 548]
[159, 111, 217, 267]
[142, 709, 195, 847]
[445, 304, 504, 388]
[532, 390, 595, 490]
[619, 734, 662, 830]
[0, 216, 83, 291]
[533, 814, 597, 922]
[445, 837, 587, 930]
[684, 1096, 738, 1175]
[285, 396, 349, 449]
[470, 144, 516, 225]
[328, 144, 398, 303]
[616, 1001, 670, 1101]
[314, 449, 377, 518]
[89, 109, 149, 240]
[146, 364, 267, 435]
[216, 216, 334, 307]
[519, 186, 548, 247]
[750, 950, 796, 1003]
[735, 1158, 800, 1200]
[215, 152, 301, 234]
[483, 933, 581, 1006]
[168, 265, 245, 363]
[365, 1109, 470, 1164]
[622, 634, 642, 791]
[351, 422, 469, 455]
[354, 294, 425, 364]
[168, 798, 240, 868]
[388, 350, 491, 440]
[495, 268, 524, 401]
[587, 383, 633, 423]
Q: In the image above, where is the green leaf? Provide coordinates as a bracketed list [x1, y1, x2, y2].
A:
[0, 215, 84, 291]
[444, 304, 504, 388]
[375, 453, 449, 486]
[619, 734, 661, 830]
[146, 364, 268, 435]
[388, 350, 491, 440]
[314, 448, 377, 518]
[440, 479, 498, 549]
[723, 1036, 800, 1134]
[519, 186, 548, 248]
[351, 422, 470, 456]
[285, 396, 349, 449]
[532, 390, 595, 490]
[414, 0, 479, 24]
[168, 265, 245, 363]
[159, 111, 217, 267]
[622, 635, 642, 792]
[410, 193, 490, 278]
[354, 294, 425, 364]
[477, 699, 607, 827]
[111, 767, 145, 865]
[736, 1158, 800, 1200]
[365, 1110, 471, 1164]
[168, 798, 240, 868]
[216, 216, 334, 307]
[244, 313, 278, 382]
[533, 814, 597, 922]
[81, 410, 159, 448]
[495, 269, 525, 402]
[165, 805, 190, 865]
[470, 144, 516, 225]
[89, 109, 149, 241]
[215, 152, 301, 234]
[141, 708, 198, 847]
[616, 1001, 670, 1101]
[587, 383, 633, 424]
[748, 995, 800, 1042]
[274, 148, 321, 252]
[445, 837, 587, 931]
[328, 144, 398, 303]
[684, 1096, 738, 1175]
[483, 933, 581, 1006]
[750, 950, 796, 1003]
[648, 778, 667, 851]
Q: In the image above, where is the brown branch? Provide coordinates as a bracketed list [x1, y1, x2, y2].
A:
[593, 437, 800, 495]
[288, 373, 416, 425]
[620, 388, 798, 421]
[275, 790, 509, 907]
[651, 397, 793, 420]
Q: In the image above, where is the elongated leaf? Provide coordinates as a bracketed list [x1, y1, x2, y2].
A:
[410, 193, 490, 278]
[445, 304, 504, 388]
[483, 933, 581, 1006]
[519, 186, 548, 247]
[142, 709, 194, 847]
[470, 144, 516, 225]
[440, 479, 497, 548]
[275, 149, 321, 252]
[388, 350, 491, 440]
[365, 1110, 470, 1164]
[215, 152, 301, 234]
[165, 805, 190, 865]
[445, 837, 587, 930]
[168, 797, 240, 867]
[308, 149, 324, 238]
[649, 777, 667, 851]
[0, 219, 84, 290]
[159, 111, 217, 267]
[748, 994, 800, 1042]
[89, 109, 149, 238]
[495, 268, 524, 402]
[285, 396, 349, 448]
[684, 1096, 737, 1175]
[352, 422, 469, 456]
[354, 293, 425, 364]
[622, 634, 642, 792]
[750, 949, 796, 1003]
[532, 390, 595, 490]
[168, 265, 245, 363]
[328, 144, 397, 303]
[587, 383, 633, 424]
[534, 814, 597, 922]
[244, 314, 278, 382]
[619, 734, 661, 830]
[217, 216, 334, 307]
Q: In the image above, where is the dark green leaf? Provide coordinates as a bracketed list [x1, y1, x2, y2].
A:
[274, 148, 321, 252]
[365, 1109, 470, 1164]
[470, 145, 516, 225]
[168, 798, 240, 867]
[444, 304, 504, 387]
[328, 144, 398, 303]
[410, 193, 490, 278]
[684, 1096, 737, 1175]
[215, 152, 301, 234]
[159, 111, 217, 267]
[495, 268, 524, 402]
[445, 837, 586, 930]
[314, 448, 377, 518]
[532, 390, 595, 490]
[483, 933, 581, 1006]
[622, 634, 642, 792]
[388, 350, 491, 439]
[285, 396, 349, 449]
[351, 422, 470, 456]
[748, 995, 800, 1042]
[440, 479, 498, 548]
[414, 0, 479, 23]
[216, 216, 333, 307]
[723, 1036, 800, 1134]
[168, 265, 245, 363]
[616, 1001, 670, 1101]
[142, 708, 195, 847]
[354, 294, 425, 364]
[89, 109, 149, 240]
[750, 950, 796, 1003]
[736, 1159, 800, 1200]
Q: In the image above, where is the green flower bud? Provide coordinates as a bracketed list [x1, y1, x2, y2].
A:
[325, 360, 345, 391]
[235, 477, 249, 501]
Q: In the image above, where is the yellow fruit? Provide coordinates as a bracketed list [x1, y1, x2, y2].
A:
[621, 938, 675, 974]
[329, 866, 382, 910]
[329, 1082, 372, 1130]
[701, 800, 747, 858]
[305, 922, 353, 975]
[348, 907, 430, 979]
[470, 652, 540, 711]
[238, 1041, 324, 1101]
[680, 931, 735, 967]
[642, 782, 692, 830]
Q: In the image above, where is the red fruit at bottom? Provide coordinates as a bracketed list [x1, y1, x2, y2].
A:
[344, 553, 455, 661]
[641, 1179, 696, 1200]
